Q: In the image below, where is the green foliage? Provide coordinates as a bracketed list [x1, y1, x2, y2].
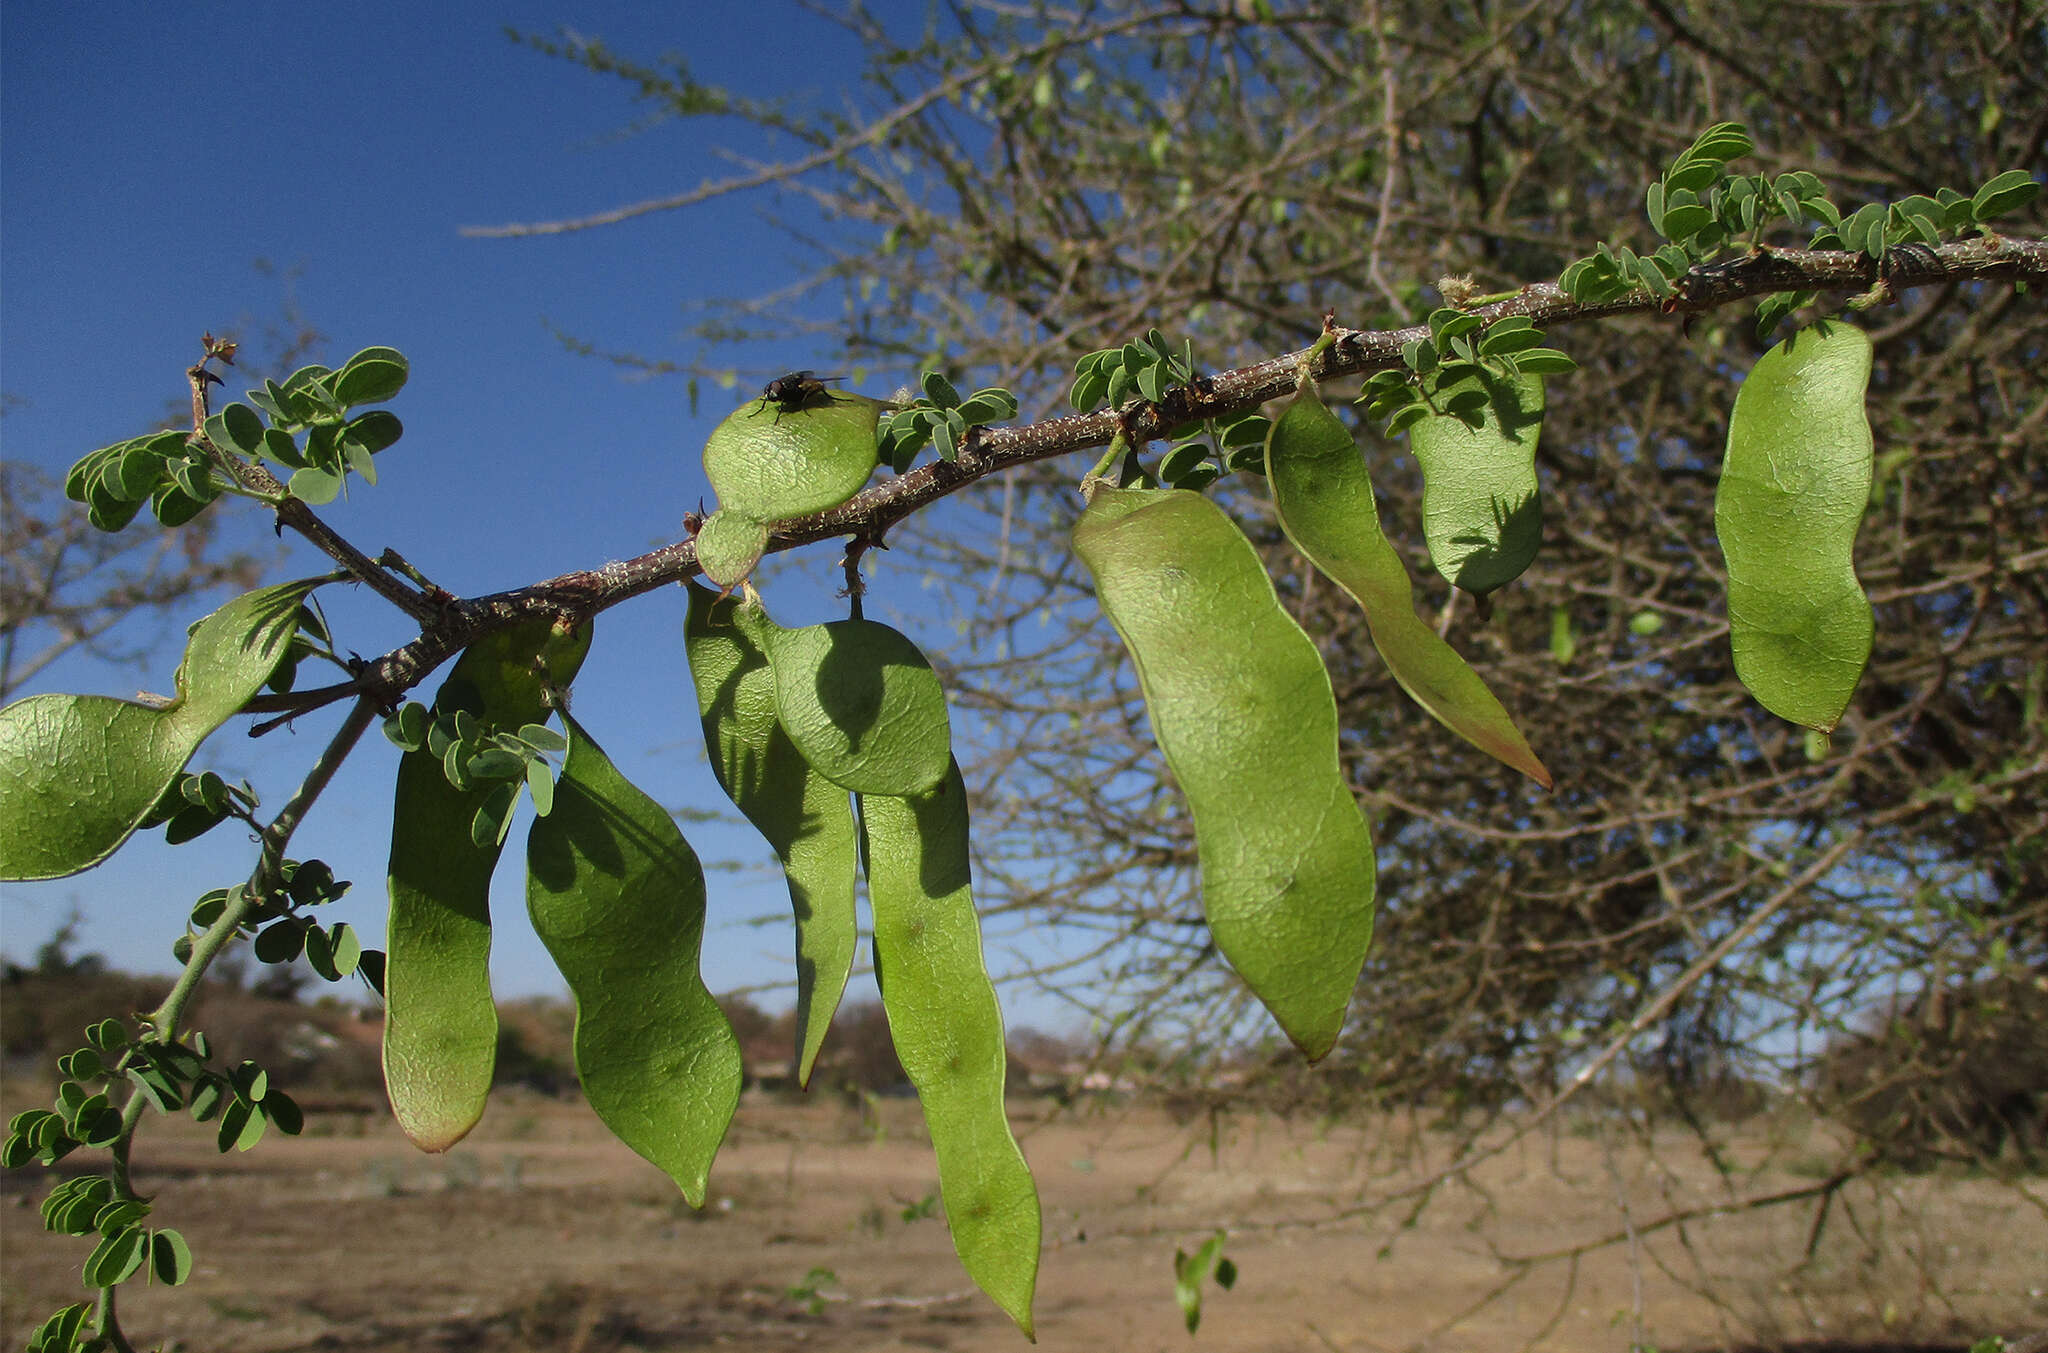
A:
[1714, 321, 1875, 731]
[1069, 328, 1195, 414]
[27, 1305, 94, 1353]
[1357, 311, 1575, 443]
[1557, 121, 2041, 338]
[1813, 168, 2041, 257]
[877, 369, 1018, 469]
[1072, 484, 1376, 1060]
[4, 1003, 298, 1341]
[144, 769, 257, 846]
[1065, 329, 1303, 490]
[61, 346, 413, 520]
[226, 347, 410, 504]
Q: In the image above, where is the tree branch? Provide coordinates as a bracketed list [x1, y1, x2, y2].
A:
[239, 237, 2045, 725]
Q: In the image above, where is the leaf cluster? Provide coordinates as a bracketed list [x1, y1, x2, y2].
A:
[384, 699, 567, 846]
[1359, 310, 1576, 437]
[205, 346, 409, 504]
[5, 1010, 307, 1345]
[63, 346, 408, 533]
[1562, 123, 2041, 337]
[1068, 329, 1274, 487]
[877, 369, 1019, 469]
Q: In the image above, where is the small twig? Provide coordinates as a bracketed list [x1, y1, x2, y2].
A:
[182, 343, 440, 624]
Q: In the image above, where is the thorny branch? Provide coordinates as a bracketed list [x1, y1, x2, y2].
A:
[226, 236, 2046, 727]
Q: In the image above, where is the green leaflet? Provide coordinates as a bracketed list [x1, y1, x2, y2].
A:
[702, 392, 884, 521]
[383, 619, 590, 1152]
[0, 579, 318, 881]
[1716, 321, 1875, 731]
[1265, 387, 1552, 789]
[859, 762, 1041, 1338]
[1408, 369, 1545, 596]
[1072, 485, 1375, 1059]
[526, 710, 741, 1208]
[683, 583, 858, 1087]
[733, 599, 952, 797]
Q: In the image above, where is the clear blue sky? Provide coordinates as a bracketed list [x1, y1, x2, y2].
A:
[1, 6, 1063, 1023]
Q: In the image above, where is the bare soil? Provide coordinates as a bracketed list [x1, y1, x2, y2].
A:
[5, 1090, 2042, 1352]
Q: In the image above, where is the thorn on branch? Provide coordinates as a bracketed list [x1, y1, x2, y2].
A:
[840, 534, 886, 619]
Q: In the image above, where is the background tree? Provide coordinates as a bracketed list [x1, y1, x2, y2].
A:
[493, 0, 2048, 1124]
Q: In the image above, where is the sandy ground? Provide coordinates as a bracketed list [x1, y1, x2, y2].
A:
[4, 1090, 2043, 1352]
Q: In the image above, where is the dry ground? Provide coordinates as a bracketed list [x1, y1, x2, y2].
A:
[4, 1090, 2042, 1352]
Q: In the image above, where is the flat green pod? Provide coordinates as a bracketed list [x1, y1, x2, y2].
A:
[0, 579, 318, 881]
[384, 619, 590, 1152]
[1266, 388, 1552, 789]
[683, 583, 858, 1086]
[733, 600, 952, 797]
[703, 392, 883, 521]
[1072, 485, 1375, 1060]
[693, 508, 771, 589]
[526, 711, 741, 1208]
[1716, 321, 1874, 731]
[1408, 370, 1545, 596]
[859, 763, 1040, 1338]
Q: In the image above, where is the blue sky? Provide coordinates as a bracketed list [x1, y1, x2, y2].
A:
[1, 6, 1058, 1022]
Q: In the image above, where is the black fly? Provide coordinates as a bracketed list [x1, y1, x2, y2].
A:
[758, 370, 845, 421]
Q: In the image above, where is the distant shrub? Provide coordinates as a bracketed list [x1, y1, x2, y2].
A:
[2, 970, 173, 1073]
[493, 1021, 572, 1095]
[185, 985, 384, 1091]
[1814, 972, 2048, 1170]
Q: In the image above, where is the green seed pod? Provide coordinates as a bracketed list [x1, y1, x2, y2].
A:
[1265, 386, 1551, 788]
[733, 599, 952, 797]
[693, 508, 771, 589]
[684, 583, 858, 1086]
[702, 392, 883, 522]
[527, 711, 742, 1207]
[384, 619, 590, 1152]
[1072, 485, 1375, 1059]
[859, 763, 1040, 1337]
[0, 579, 317, 881]
[1408, 369, 1545, 596]
[1716, 321, 1875, 731]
